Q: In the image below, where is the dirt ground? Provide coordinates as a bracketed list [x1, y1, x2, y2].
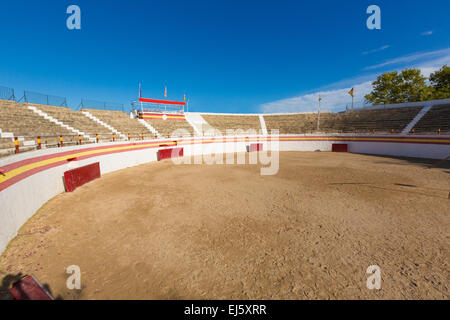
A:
[0, 152, 449, 300]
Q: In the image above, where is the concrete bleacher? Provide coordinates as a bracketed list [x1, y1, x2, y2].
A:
[0, 137, 14, 157]
[84, 109, 154, 140]
[0, 100, 77, 150]
[263, 113, 319, 134]
[201, 114, 262, 135]
[143, 117, 195, 138]
[264, 107, 423, 134]
[413, 104, 450, 134]
[2, 96, 449, 159]
[31, 104, 114, 142]
[319, 107, 423, 133]
[0, 101, 72, 137]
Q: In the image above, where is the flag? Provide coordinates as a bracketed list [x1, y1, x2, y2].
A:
[139, 83, 142, 98]
[348, 88, 354, 97]
[183, 93, 186, 102]
[164, 85, 167, 99]
[318, 94, 322, 102]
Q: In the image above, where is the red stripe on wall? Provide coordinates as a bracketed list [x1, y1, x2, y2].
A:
[1, 135, 449, 192]
[138, 98, 186, 106]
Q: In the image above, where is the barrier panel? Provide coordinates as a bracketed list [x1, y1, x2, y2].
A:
[332, 143, 348, 152]
[158, 147, 184, 161]
[10, 275, 54, 300]
[64, 162, 101, 192]
[248, 143, 263, 152]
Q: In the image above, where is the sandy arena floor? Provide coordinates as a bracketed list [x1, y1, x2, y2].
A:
[0, 152, 449, 300]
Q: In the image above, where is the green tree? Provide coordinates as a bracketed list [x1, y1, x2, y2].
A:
[429, 65, 450, 99]
[365, 68, 431, 104]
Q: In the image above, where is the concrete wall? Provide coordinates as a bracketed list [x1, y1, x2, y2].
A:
[347, 140, 450, 159]
[1, 134, 449, 254]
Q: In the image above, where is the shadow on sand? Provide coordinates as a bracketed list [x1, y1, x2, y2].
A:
[363, 153, 450, 169]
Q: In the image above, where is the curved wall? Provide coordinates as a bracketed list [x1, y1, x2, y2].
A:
[1, 134, 449, 254]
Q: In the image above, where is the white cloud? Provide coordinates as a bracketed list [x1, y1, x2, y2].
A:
[362, 45, 390, 55]
[364, 47, 450, 70]
[260, 81, 373, 114]
[260, 48, 450, 114]
[421, 30, 433, 36]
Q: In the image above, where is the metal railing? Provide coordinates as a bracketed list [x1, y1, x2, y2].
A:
[131, 100, 185, 114]
[21, 90, 68, 107]
[0, 86, 15, 101]
[79, 99, 125, 112]
[1, 84, 129, 113]
[0, 132, 162, 157]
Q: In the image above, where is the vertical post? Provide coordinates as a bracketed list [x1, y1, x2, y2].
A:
[60, 135, 63, 147]
[14, 137, 19, 154]
[351, 95, 354, 110]
[317, 95, 321, 132]
[37, 136, 41, 150]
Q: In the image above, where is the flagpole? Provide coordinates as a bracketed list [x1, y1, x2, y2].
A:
[317, 95, 321, 132]
[139, 83, 143, 114]
[348, 88, 354, 110]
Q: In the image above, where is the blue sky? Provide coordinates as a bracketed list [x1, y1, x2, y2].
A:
[0, 0, 449, 113]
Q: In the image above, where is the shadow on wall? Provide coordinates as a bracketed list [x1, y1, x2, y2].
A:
[0, 272, 64, 300]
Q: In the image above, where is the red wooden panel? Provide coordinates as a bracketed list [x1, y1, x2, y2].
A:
[10, 275, 54, 300]
[64, 162, 101, 192]
[249, 143, 263, 152]
[158, 147, 184, 161]
[332, 144, 348, 152]
[139, 97, 186, 106]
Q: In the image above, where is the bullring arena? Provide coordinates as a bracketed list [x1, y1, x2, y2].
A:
[0, 93, 449, 300]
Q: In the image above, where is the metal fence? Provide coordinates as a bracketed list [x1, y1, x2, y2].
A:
[342, 100, 372, 111]
[79, 99, 124, 112]
[22, 90, 67, 107]
[1, 84, 131, 113]
[0, 85, 15, 101]
[131, 100, 185, 114]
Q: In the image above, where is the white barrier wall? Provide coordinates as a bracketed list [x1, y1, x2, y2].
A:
[347, 141, 450, 159]
[0, 135, 449, 254]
